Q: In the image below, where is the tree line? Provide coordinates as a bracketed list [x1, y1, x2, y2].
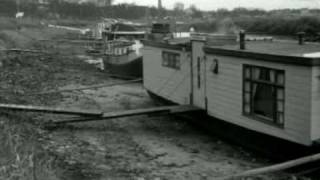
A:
[0, 0, 167, 19]
[1, 0, 320, 36]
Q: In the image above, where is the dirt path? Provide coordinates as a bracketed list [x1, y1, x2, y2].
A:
[42, 82, 292, 180]
[0, 23, 306, 180]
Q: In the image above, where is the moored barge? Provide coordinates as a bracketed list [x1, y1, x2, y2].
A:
[142, 29, 320, 159]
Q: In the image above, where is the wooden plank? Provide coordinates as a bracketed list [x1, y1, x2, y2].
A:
[0, 104, 103, 116]
[0, 48, 48, 54]
[29, 79, 142, 95]
[217, 153, 320, 180]
[52, 105, 202, 125]
[170, 105, 202, 114]
[104, 73, 141, 80]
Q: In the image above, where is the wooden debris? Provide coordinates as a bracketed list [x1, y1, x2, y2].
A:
[39, 39, 102, 44]
[0, 48, 48, 54]
[53, 105, 202, 125]
[0, 104, 103, 116]
[217, 153, 320, 180]
[29, 79, 142, 95]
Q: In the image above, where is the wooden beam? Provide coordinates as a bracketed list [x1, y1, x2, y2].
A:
[104, 73, 141, 80]
[52, 105, 202, 125]
[0, 104, 103, 116]
[217, 153, 320, 180]
[0, 48, 48, 54]
[39, 39, 102, 44]
[29, 79, 142, 95]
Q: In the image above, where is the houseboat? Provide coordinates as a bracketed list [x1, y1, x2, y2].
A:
[103, 39, 143, 78]
[142, 29, 320, 159]
[92, 19, 146, 40]
[86, 19, 145, 78]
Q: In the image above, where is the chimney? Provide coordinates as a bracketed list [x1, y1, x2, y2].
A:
[297, 32, 305, 45]
[239, 30, 246, 50]
[158, 0, 162, 9]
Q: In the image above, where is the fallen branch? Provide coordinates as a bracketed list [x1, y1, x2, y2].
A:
[28, 78, 142, 95]
[217, 153, 320, 180]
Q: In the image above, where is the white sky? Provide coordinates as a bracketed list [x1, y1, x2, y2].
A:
[114, 0, 320, 10]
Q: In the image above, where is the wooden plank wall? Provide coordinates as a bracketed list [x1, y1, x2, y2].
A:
[142, 43, 314, 145]
[205, 55, 313, 145]
[311, 67, 320, 141]
[142, 46, 191, 105]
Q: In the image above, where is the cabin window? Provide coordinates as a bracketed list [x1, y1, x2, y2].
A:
[162, 51, 180, 70]
[243, 65, 285, 127]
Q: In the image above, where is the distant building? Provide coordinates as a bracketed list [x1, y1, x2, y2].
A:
[63, 0, 112, 6]
[20, 0, 49, 4]
[22, 0, 112, 7]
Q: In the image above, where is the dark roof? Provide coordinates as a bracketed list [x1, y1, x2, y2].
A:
[143, 39, 320, 66]
[205, 41, 320, 66]
[208, 41, 320, 57]
[142, 40, 190, 51]
[112, 23, 136, 32]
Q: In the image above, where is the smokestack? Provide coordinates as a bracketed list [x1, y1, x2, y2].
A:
[297, 32, 305, 45]
[239, 30, 246, 50]
[158, 0, 162, 9]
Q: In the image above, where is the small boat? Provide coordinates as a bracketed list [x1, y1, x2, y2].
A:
[86, 19, 145, 78]
[103, 39, 143, 78]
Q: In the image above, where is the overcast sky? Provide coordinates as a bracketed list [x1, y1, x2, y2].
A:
[115, 0, 320, 10]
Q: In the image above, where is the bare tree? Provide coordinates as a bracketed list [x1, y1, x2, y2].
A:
[173, 2, 184, 17]
[188, 4, 203, 18]
[174, 2, 184, 12]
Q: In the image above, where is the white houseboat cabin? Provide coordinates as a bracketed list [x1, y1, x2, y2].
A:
[142, 30, 320, 156]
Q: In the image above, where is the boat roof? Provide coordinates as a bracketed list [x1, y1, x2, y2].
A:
[106, 40, 135, 47]
[204, 40, 320, 66]
[112, 31, 146, 35]
[207, 40, 320, 58]
[167, 38, 191, 45]
[143, 38, 320, 66]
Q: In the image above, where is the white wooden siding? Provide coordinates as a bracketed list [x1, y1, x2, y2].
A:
[192, 41, 206, 108]
[311, 67, 320, 141]
[142, 46, 191, 105]
[205, 55, 312, 145]
[142, 44, 314, 145]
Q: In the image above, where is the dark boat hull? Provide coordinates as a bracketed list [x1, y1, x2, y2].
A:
[104, 54, 143, 78]
[146, 90, 320, 161]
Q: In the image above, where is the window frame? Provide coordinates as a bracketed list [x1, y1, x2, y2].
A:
[242, 64, 285, 128]
[162, 51, 181, 70]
